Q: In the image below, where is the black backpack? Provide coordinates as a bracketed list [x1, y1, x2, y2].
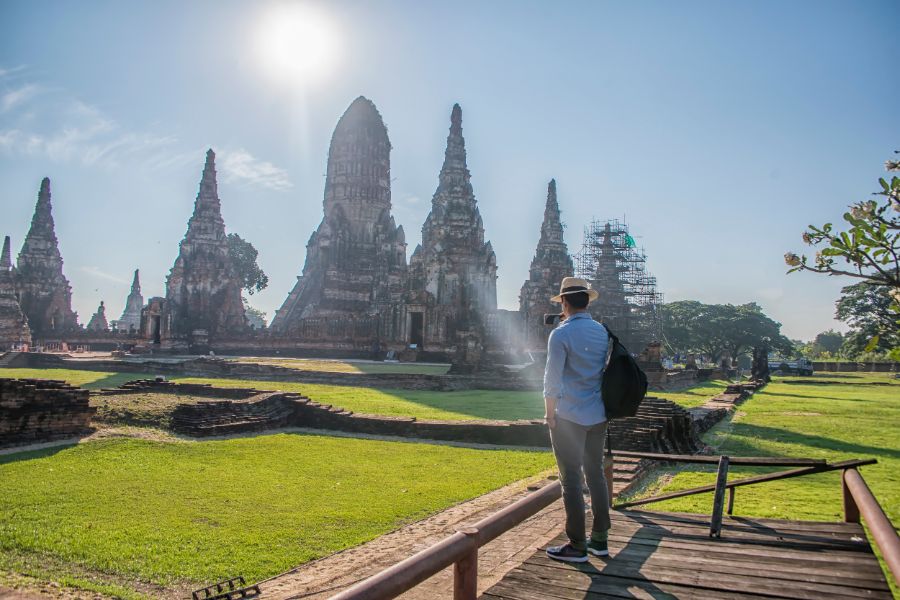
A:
[601, 324, 648, 419]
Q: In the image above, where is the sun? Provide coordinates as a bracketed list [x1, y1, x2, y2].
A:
[255, 4, 337, 86]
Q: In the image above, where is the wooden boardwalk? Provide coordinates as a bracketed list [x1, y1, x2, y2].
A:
[482, 509, 893, 599]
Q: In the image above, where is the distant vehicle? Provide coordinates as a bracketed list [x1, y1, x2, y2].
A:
[769, 355, 814, 376]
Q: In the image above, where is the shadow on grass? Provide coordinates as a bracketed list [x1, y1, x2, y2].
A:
[370, 389, 545, 421]
[723, 423, 900, 461]
[0, 440, 82, 464]
[760, 391, 865, 402]
[80, 372, 151, 390]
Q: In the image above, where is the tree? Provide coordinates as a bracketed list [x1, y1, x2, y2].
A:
[835, 282, 900, 357]
[812, 330, 844, 355]
[661, 300, 793, 362]
[785, 152, 900, 290]
[227, 233, 269, 295]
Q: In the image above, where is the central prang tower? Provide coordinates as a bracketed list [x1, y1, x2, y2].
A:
[407, 103, 498, 356]
[272, 96, 407, 333]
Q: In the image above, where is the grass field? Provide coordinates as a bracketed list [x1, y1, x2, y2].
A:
[226, 357, 451, 375]
[653, 379, 731, 408]
[0, 368, 733, 422]
[0, 368, 151, 389]
[0, 434, 554, 597]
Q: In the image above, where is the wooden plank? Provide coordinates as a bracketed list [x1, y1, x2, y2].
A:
[521, 554, 893, 600]
[525, 546, 890, 590]
[608, 510, 871, 542]
[613, 510, 867, 534]
[491, 568, 775, 600]
[601, 533, 886, 577]
[603, 530, 880, 564]
[606, 514, 873, 547]
[603, 519, 873, 553]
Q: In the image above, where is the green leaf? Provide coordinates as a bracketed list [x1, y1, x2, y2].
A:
[864, 335, 880, 353]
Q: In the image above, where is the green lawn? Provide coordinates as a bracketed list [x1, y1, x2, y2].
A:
[178, 377, 545, 421]
[0, 434, 554, 597]
[227, 357, 451, 375]
[653, 379, 731, 408]
[0, 368, 732, 421]
[0, 368, 151, 389]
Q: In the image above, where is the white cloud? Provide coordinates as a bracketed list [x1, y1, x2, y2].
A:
[218, 148, 293, 191]
[0, 65, 27, 79]
[80, 266, 130, 284]
[1, 84, 41, 112]
[0, 69, 290, 191]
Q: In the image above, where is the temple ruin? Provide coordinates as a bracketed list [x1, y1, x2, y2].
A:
[0, 236, 32, 350]
[114, 269, 143, 333]
[15, 178, 79, 336]
[271, 96, 408, 343]
[408, 103, 498, 361]
[158, 149, 247, 351]
[519, 179, 575, 349]
[0, 98, 664, 363]
[574, 219, 663, 353]
[86, 301, 109, 332]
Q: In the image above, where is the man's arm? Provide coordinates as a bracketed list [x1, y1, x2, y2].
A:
[543, 329, 565, 428]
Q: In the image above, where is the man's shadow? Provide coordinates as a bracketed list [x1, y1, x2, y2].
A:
[568, 510, 673, 599]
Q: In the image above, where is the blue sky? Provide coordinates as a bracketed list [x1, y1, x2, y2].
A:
[1, 0, 897, 340]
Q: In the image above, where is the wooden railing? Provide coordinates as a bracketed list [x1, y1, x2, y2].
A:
[843, 468, 900, 587]
[329, 480, 563, 600]
[328, 452, 898, 599]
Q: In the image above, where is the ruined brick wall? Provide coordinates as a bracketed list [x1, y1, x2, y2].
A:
[0, 378, 95, 445]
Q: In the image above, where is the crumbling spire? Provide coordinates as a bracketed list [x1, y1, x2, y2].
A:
[116, 268, 144, 332]
[540, 179, 565, 246]
[518, 179, 575, 342]
[19, 177, 63, 267]
[15, 177, 78, 334]
[184, 149, 226, 244]
[1, 236, 11, 270]
[434, 103, 473, 201]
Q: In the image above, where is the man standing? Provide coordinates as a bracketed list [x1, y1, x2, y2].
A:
[543, 277, 611, 562]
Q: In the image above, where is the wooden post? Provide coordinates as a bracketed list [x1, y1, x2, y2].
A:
[453, 527, 478, 600]
[843, 469, 861, 523]
[727, 486, 735, 516]
[710, 455, 730, 538]
[604, 454, 615, 506]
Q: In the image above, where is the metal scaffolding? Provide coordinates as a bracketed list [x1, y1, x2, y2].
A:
[573, 218, 663, 353]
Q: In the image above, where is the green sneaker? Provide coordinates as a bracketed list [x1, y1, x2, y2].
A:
[587, 539, 609, 557]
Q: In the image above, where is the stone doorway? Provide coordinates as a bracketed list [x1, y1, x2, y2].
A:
[409, 312, 424, 347]
[151, 315, 161, 344]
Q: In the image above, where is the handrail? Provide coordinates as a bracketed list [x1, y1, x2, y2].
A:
[843, 468, 900, 587]
[611, 450, 827, 466]
[329, 481, 563, 600]
[614, 458, 876, 510]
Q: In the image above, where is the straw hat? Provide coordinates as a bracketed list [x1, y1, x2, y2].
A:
[550, 277, 600, 304]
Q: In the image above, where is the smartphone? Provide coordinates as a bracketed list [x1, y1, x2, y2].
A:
[543, 313, 563, 326]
